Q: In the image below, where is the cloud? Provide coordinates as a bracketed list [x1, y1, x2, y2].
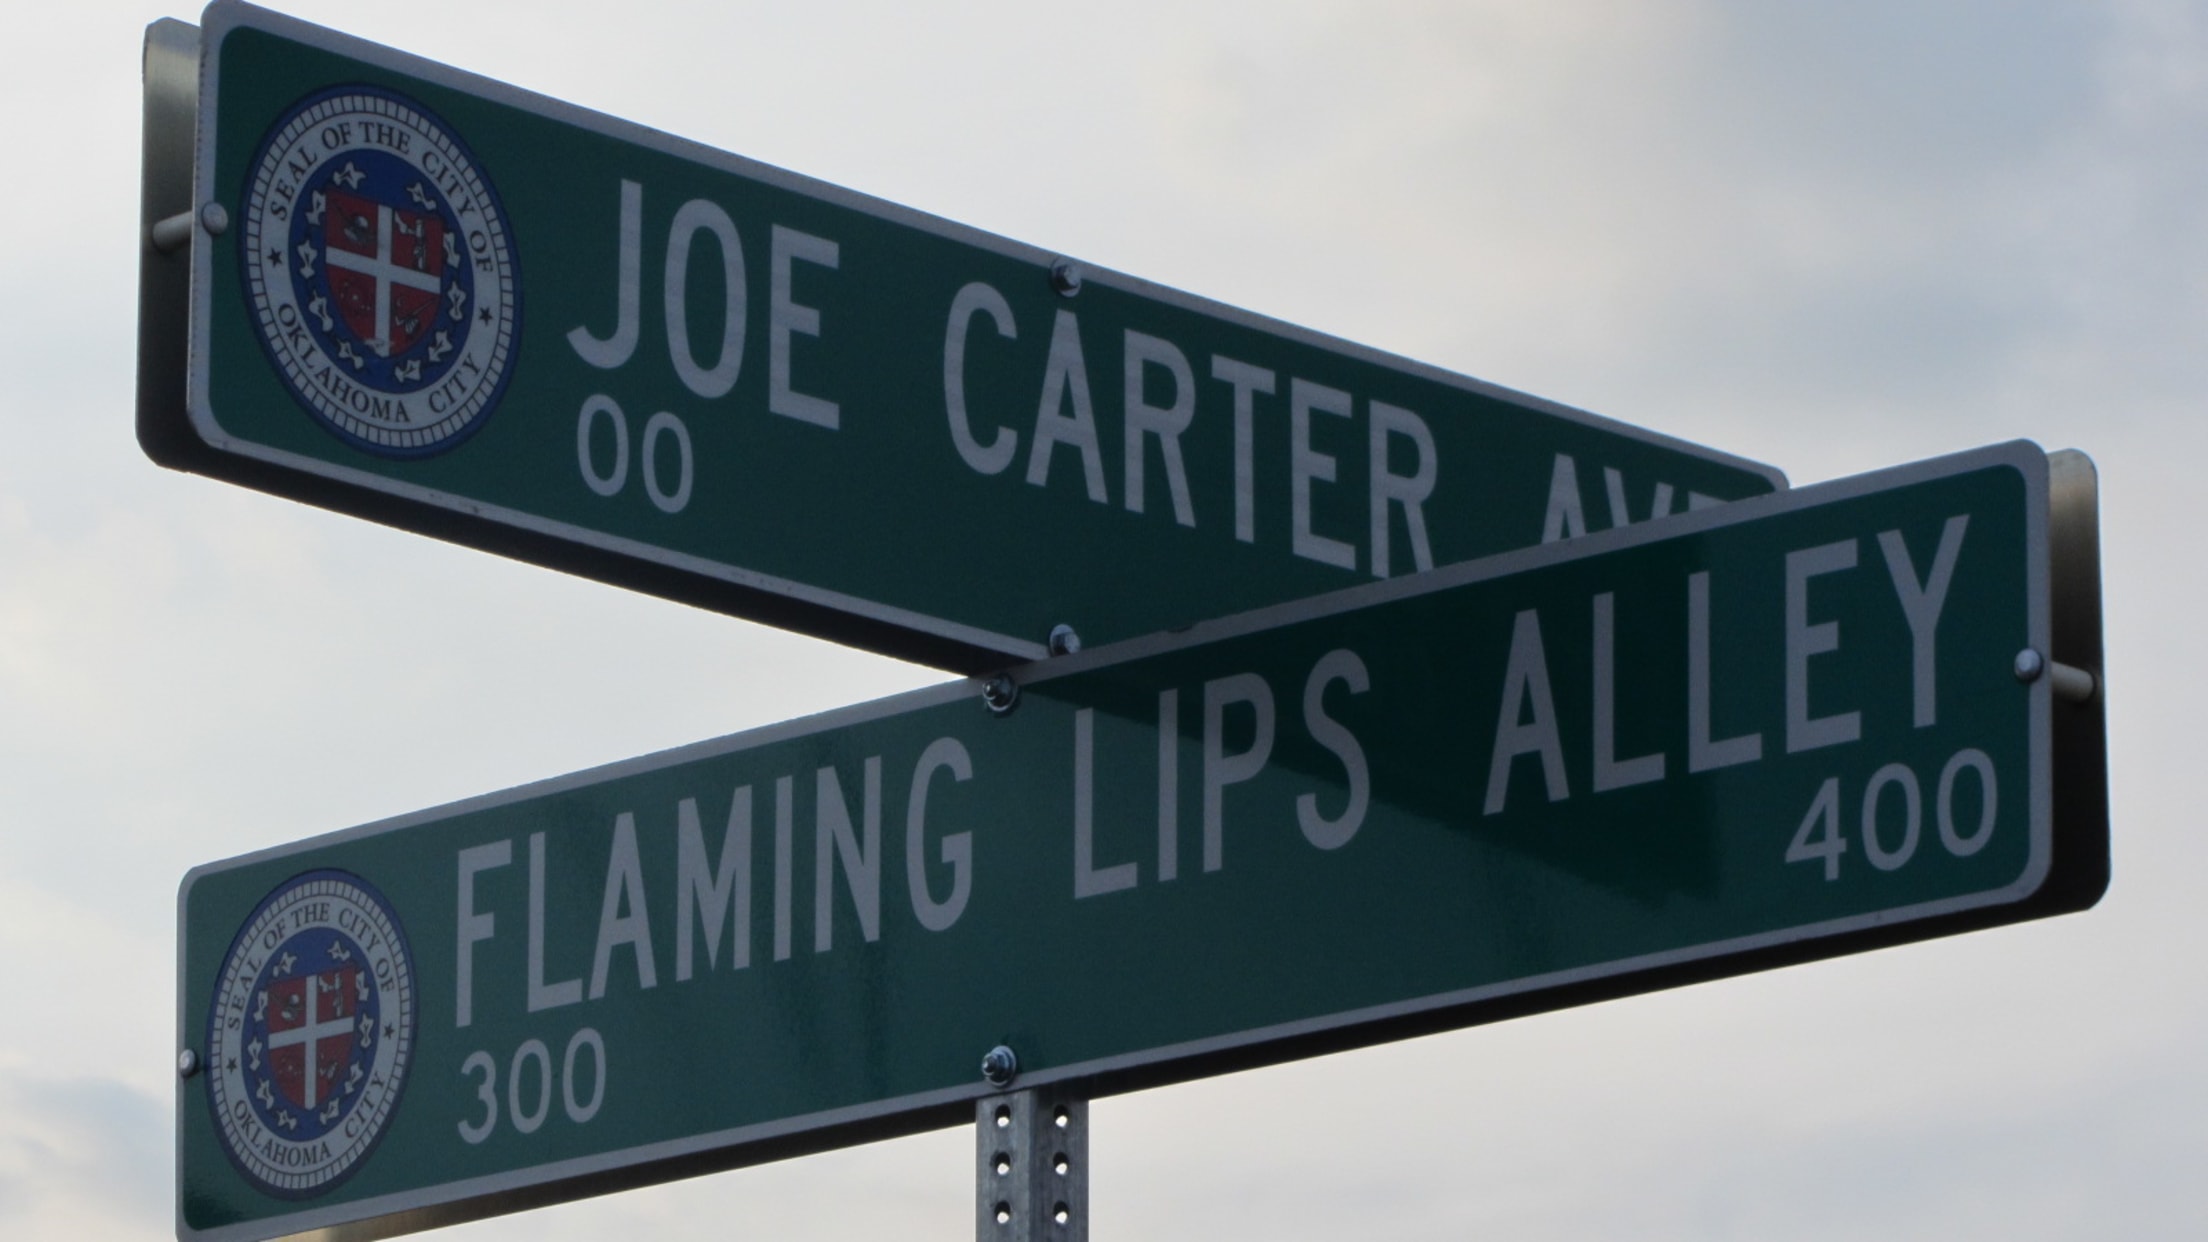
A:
[0, 1066, 167, 1240]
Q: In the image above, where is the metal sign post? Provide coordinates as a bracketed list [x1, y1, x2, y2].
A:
[140, 2, 1784, 671]
[977, 1082, 1089, 1242]
[175, 441, 2102, 1240]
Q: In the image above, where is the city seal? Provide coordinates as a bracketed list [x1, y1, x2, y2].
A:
[240, 86, 520, 456]
[205, 870, 417, 1199]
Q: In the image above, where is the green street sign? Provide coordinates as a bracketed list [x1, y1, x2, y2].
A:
[178, 442, 2104, 1240]
[139, 3, 1782, 670]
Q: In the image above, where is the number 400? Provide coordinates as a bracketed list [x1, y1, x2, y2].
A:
[1787, 748, 1997, 881]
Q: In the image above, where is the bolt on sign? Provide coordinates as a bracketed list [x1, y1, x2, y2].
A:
[177, 442, 2105, 1240]
[138, 3, 1784, 672]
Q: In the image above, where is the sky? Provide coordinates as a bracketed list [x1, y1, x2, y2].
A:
[2, 1, 2203, 1237]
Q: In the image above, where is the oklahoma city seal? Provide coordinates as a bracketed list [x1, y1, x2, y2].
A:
[206, 870, 417, 1199]
[240, 86, 519, 456]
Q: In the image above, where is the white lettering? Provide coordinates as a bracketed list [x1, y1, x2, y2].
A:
[1604, 467, 1674, 528]
[455, 840, 511, 1029]
[906, 738, 975, 928]
[527, 832, 582, 1012]
[814, 759, 882, 951]
[562, 1027, 606, 1124]
[1938, 748, 1997, 856]
[1861, 762, 1922, 871]
[640, 411, 692, 513]
[1593, 592, 1665, 791]
[768, 224, 840, 428]
[944, 282, 1019, 474]
[1290, 379, 1356, 569]
[1541, 453, 1589, 543]
[675, 789, 752, 982]
[577, 394, 628, 497]
[1878, 515, 1969, 728]
[1073, 709, 1138, 898]
[1484, 609, 1569, 814]
[588, 813, 657, 998]
[1210, 356, 1274, 544]
[1688, 571, 1763, 771]
[567, 179, 640, 369]
[1298, 650, 1371, 849]
[664, 199, 745, 399]
[1367, 402, 1436, 579]
[1785, 539, 1862, 753]
[509, 1039, 551, 1134]
[1026, 311, 1108, 502]
[1123, 331, 1197, 526]
[1202, 673, 1276, 872]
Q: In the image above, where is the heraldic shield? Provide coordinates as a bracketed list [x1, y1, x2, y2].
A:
[240, 85, 519, 458]
[206, 870, 417, 1200]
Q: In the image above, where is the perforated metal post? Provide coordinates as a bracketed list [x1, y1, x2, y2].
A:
[977, 1088, 1087, 1242]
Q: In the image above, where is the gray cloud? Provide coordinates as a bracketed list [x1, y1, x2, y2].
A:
[0, 1071, 167, 1238]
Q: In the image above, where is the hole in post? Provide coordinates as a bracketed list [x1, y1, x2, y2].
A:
[994, 1105, 1011, 1129]
[1054, 1152, 1069, 1175]
[994, 1152, 1012, 1176]
[994, 1202, 1012, 1225]
[1054, 1201, 1071, 1225]
[1053, 1106, 1070, 1128]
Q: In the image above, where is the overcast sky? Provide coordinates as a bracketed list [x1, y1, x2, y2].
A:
[3, 1, 2202, 1237]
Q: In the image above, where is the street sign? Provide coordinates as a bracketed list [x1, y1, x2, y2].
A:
[139, 4, 1784, 671]
[178, 441, 2104, 1241]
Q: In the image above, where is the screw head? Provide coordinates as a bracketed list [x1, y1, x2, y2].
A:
[981, 1044, 1020, 1087]
[199, 201, 230, 236]
[1048, 624, 1082, 656]
[1049, 259, 1083, 297]
[2014, 648, 2046, 683]
[177, 1048, 201, 1079]
[981, 673, 1019, 715]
